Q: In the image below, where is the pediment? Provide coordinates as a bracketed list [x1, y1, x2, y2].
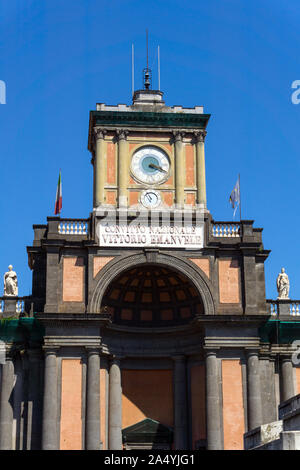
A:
[122, 418, 173, 444]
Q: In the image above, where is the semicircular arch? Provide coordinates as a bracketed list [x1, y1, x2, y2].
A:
[90, 253, 215, 316]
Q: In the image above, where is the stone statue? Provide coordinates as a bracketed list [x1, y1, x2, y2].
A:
[276, 267, 290, 299]
[3, 265, 18, 296]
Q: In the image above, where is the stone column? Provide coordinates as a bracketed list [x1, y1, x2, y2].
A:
[205, 351, 222, 450]
[173, 131, 185, 208]
[280, 356, 295, 402]
[94, 129, 107, 208]
[173, 355, 188, 449]
[260, 356, 277, 424]
[117, 130, 129, 208]
[108, 357, 122, 450]
[86, 348, 101, 450]
[0, 355, 15, 450]
[194, 131, 207, 209]
[42, 348, 59, 450]
[246, 351, 262, 430]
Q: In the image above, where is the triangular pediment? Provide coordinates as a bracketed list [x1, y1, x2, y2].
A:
[122, 418, 173, 444]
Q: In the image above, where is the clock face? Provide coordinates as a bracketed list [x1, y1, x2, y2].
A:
[140, 190, 162, 209]
[131, 146, 170, 185]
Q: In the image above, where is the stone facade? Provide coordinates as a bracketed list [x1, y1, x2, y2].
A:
[0, 88, 300, 450]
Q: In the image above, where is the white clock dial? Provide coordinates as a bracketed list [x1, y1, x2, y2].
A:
[140, 190, 162, 209]
[131, 146, 170, 185]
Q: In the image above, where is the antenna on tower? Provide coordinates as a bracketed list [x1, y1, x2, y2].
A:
[143, 29, 152, 90]
[147, 28, 149, 70]
[132, 44, 135, 96]
[158, 45, 160, 91]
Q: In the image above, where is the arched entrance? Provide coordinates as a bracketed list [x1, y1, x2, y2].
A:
[95, 257, 211, 450]
[90, 252, 215, 316]
[102, 264, 204, 327]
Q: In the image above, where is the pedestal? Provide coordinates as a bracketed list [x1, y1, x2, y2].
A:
[2, 298, 18, 318]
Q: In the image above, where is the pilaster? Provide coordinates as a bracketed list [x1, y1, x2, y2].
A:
[194, 130, 207, 209]
[117, 130, 129, 208]
[173, 131, 185, 208]
[94, 128, 107, 208]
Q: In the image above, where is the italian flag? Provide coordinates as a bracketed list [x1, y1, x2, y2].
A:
[54, 170, 62, 215]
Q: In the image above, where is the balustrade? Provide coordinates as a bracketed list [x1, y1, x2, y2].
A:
[212, 222, 240, 238]
[58, 220, 89, 235]
[266, 300, 300, 317]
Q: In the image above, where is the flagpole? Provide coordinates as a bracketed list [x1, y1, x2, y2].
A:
[239, 173, 242, 221]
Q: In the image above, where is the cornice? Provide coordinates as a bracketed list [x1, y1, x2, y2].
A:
[87, 111, 210, 152]
[35, 312, 111, 327]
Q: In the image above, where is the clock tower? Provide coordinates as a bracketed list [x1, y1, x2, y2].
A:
[88, 86, 210, 212]
[3, 71, 291, 453]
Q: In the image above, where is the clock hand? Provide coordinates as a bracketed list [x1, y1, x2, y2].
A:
[147, 193, 152, 202]
[148, 163, 167, 173]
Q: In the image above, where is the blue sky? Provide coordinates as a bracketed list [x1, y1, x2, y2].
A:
[0, 0, 299, 299]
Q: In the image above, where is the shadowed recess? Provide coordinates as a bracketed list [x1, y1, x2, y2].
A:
[102, 265, 204, 326]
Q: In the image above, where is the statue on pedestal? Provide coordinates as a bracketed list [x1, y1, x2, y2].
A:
[276, 267, 290, 299]
[3, 265, 18, 296]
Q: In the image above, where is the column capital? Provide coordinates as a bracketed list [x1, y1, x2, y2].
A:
[115, 129, 129, 141]
[245, 349, 259, 358]
[172, 354, 186, 362]
[280, 354, 293, 363]
[193, 130, 207, 143]
[94, 128, 107, 140]
[110, 355, 123, 365]
[204, 348, 219, 358]
[86, 347, 100, 356]
[172, 130, 185, 142]
[43, 346, 60, 356]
